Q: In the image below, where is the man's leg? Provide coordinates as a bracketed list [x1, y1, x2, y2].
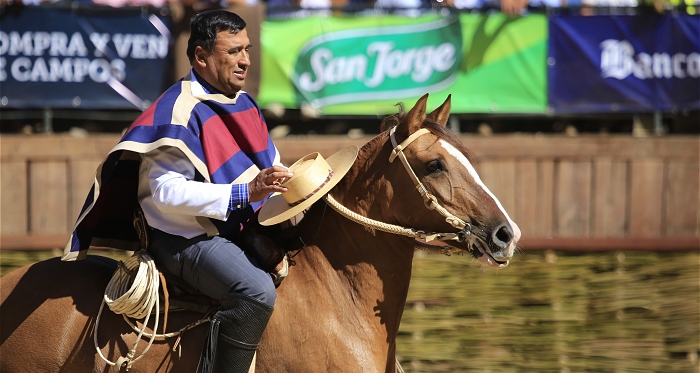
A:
[149, 231, 276, 373]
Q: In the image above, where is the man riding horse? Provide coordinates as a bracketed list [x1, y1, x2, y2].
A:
[61, 10, 357, 373]
[3, 88, 521, 372]
[51, 9, 524, 373]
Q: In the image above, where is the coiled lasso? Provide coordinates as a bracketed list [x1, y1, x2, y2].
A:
[94, 250, 160, 372]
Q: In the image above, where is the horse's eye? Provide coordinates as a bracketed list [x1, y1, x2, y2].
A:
[426, 160, 443, 173]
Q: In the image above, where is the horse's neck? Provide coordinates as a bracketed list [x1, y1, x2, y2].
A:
[300, 140, 414, 331]
[268, 138, 415, 371]
[304, 203, 414, 306]
[321, 137, 414, 319]
[283, 200, 414, 369]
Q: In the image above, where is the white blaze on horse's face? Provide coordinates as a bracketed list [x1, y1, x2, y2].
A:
[438, 139, 522, 261]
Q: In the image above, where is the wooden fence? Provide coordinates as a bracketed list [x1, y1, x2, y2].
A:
[1, 134, 698, 251]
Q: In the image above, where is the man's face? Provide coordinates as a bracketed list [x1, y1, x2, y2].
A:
[195, 29, 251, 95]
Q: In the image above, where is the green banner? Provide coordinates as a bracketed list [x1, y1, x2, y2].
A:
[260, 13, 547, 115]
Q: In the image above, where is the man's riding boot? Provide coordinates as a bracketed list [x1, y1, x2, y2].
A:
[197, 294, 274, 373]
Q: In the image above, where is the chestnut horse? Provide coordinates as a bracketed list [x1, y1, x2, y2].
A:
[0, 94, 520, 373]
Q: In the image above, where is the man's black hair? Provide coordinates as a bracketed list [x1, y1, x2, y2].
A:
[186, 10, 247, 62]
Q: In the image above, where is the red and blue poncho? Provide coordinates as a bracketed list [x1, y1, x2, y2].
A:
[62, 75, 279, 261]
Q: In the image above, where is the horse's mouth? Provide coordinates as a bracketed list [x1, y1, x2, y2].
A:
[470, 238, 509, 269]
[415, 235, 510, 269]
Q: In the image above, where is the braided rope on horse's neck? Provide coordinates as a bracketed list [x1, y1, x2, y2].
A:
[323, 194, 458, 256]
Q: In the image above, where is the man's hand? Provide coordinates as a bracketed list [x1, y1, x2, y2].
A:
[248, 166, 293, 202]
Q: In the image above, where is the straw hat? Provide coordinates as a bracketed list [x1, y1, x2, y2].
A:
[258, 145, 359, 226]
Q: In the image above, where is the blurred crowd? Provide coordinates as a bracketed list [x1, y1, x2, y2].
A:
[1, 0, 696, 21]
[262, 0, 696, 16]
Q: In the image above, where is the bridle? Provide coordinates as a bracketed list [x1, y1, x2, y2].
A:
[323, 126, 482, 255]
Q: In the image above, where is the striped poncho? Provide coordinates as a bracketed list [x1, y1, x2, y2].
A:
[62, 75, 279, 261]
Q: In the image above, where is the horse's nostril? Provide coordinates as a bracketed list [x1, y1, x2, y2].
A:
[493, 224, 513, 248]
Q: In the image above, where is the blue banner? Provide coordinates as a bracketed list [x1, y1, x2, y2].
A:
[548, 14, 700, 113]
[0, 7, 171, 110]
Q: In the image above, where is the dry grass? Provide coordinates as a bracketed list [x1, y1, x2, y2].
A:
[398, 250, 699, 372]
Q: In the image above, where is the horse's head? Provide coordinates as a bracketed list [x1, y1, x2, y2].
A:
[371, 93, 521, 268]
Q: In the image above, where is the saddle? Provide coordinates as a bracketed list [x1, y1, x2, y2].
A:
[133, 209, 295, 316]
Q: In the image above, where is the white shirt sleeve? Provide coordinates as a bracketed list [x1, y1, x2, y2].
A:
[141, 146, 233, 221]
[272, 144, 285, 168]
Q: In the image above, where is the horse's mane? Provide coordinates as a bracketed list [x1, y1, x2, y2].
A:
[379, 103, 407, 133]
[377, 103, 476, 164]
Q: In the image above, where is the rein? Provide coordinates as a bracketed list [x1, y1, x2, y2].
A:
[322, 127, 478, 256]
[323, 194, 463, 255]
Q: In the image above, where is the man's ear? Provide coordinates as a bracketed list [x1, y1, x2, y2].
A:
[193, 46, 208, 67]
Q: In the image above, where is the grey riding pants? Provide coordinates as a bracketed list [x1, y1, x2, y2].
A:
[148, 229, 276, 308]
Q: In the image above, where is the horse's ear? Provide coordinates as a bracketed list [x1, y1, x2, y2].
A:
[426, 94, 451, 126]
[396, 94, 429, 139]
